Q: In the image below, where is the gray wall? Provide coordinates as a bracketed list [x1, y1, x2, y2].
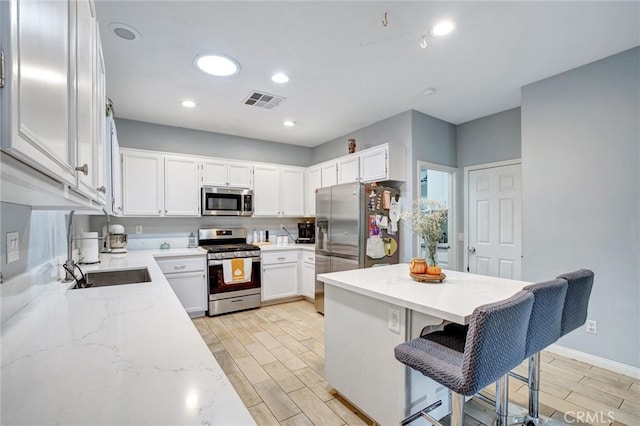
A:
[409, 111, 458, 262]
[115, 118, 313, 167]
[521, 47, 639, 367]
[310, 111, 413, 164]
[455, 108, 522, 268]
[456, 108, 521, 168]
[412, 110, 457, 168]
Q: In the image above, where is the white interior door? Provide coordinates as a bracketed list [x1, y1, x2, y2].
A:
[467, 163, 522, 279]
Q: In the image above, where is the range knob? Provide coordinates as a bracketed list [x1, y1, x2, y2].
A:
[233, 252, 241, 257]
[245, 251, 253, 257]
[215, 253, 224, 259]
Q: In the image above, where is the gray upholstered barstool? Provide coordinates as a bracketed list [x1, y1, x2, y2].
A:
[394, 290, 534, 426]
[514, 270, 594, 425]
[513, 279, 568, 425]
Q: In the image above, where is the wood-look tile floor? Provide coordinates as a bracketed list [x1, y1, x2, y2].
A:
[193, 300, 639, 426]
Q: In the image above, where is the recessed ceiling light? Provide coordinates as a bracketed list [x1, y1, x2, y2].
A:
[272, 73, 290, 84]
[195, 54, 240, 77]
[108, 22, 141, 41]
[283, 120, 295, 127]
[423, 88, 436, 96]
[181, 100, 196, 108]
[430, 20, 456, 37]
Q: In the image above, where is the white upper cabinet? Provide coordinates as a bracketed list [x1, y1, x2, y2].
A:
[227, 162, 253, 188]
[164, 155, 200, 216]
[202, 159, 252, 188]
[305, 166, 322, 216]
[94, 29, 107, 205]
[335, 144, 405, 185]
[281, 167, 304, 217]
[337, 155, 360, 184]
[1, 0, 110, 208]
[321, 162, 337, 188]
[122, 149, 200, 217]
[122, 150, 164, 216]
[253, 165, 280, 216]
[75, 0, 96, 200]
[358, 145, 387, 182]
[254, 165, 304, 217]
[1, 0, 75, 186]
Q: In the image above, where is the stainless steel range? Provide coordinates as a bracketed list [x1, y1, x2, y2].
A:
[199, 227, 261, 316]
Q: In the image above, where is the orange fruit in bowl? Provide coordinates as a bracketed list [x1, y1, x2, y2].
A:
[427, 265, 442, 276]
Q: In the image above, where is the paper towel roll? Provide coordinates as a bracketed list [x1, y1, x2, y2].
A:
[79, 232, 100, 264]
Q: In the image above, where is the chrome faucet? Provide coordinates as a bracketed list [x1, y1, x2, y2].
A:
[63, 210, 76, 282]
[101, 207, 111, 253]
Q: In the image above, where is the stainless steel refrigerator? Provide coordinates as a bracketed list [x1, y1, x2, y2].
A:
[315, 182, 401, 313]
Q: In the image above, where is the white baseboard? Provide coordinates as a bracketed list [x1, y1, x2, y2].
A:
[546, 344, 640, 379]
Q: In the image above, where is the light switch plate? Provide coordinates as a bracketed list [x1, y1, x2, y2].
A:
[6, 232, 19, 263]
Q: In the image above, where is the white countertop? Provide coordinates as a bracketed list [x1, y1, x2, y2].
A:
[1, 249, 255, 425]
[317, 264, 531, 324]
[256, 243, 315, 252]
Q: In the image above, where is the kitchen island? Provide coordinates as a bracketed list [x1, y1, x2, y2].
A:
[0, 249, 255, 425]
[317, 264, 530, 426]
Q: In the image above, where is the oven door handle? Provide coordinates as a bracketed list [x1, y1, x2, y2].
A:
[208, 258, 261, 266]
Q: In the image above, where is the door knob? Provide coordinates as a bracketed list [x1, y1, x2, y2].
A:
[468, 247, 476, 254]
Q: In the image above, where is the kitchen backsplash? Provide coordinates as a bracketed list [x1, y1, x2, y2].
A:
[0, 203, 89, 322]
[88, 215, 307, 250]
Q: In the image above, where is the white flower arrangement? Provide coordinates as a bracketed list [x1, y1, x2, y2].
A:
[401, 199, 448, 266]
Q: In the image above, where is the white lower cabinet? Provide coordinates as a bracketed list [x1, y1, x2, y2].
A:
[156, 255, 207, 317]
[300, 252, 315, 299]
[261, 251, 299, 301]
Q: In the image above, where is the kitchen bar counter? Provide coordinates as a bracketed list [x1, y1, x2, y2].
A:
[318, 263, 530, 324]
[316, 264, 531, 425]
[0, 249, 255, 425]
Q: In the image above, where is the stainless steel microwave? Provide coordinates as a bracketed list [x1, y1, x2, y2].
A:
[201, 186, 253, 216]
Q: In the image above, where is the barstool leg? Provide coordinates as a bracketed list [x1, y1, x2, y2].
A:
[496, 375, 509, 426]
[450, 392, 465, 426]
[528, 352, 541, 421]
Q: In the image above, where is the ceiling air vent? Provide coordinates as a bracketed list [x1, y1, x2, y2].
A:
[243, 91, 286, 109]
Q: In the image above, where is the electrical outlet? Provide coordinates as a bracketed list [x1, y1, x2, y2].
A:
[388, 307, 400, 333]
[6, 232, 19, 263]
[135, 225, 142, 234]
[586, 319, 597, 334]
[280, 224, 284, 230]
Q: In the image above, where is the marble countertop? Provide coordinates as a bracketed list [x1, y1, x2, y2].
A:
[317, 264, 531, 324]
[1, 249, 255, 425]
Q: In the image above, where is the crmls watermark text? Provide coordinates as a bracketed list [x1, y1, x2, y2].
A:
[564, 411, 615, 424]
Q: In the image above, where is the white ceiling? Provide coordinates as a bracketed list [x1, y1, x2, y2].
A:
[95, 1, 639, 148]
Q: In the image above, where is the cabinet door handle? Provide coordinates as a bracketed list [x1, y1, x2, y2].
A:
[75, 164, 89, 175]
[174, 265, 186, 270]
[277, 257, 286, 261]
[97, 186, 106, 193]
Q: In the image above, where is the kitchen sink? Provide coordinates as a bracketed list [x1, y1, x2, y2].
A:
[71, 267, 151, 289]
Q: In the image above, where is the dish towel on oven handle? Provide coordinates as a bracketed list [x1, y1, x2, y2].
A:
[222, 258, 252, 284]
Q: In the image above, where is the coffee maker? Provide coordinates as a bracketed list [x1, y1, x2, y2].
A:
[296, 221, 315, 244]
